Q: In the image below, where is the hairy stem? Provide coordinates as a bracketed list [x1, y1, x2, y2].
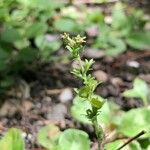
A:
[77, 57, 84, 74]
[92, 115, 104, 150]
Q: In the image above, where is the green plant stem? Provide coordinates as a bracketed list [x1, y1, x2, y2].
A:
[92, 115, 104, 150]
[77, 57, 84, 73]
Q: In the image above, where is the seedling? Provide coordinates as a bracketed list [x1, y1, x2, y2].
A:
[62, 33, 105, 150]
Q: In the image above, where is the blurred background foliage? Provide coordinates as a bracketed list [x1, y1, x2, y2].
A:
[0, 0, 150, 91]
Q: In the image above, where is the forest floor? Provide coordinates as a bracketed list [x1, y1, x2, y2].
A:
[0, 1, 150, 150]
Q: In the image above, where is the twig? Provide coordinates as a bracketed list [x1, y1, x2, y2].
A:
[116, 130, 146, 150]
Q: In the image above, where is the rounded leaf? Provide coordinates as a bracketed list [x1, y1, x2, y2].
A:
[119, 108, 150, 137]
[71, 96, 91, 124]
[0, 128, 25, 150]
[58, 129, 90, 150]
[37, 124, 61, 150]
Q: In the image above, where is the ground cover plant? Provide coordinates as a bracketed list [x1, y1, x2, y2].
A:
[0, 0, 150, 150]
[1, 1, 150, 93]
[0, 0, 63, 92]
[93, 2, 150, 56]
[62, 33, 105, 149]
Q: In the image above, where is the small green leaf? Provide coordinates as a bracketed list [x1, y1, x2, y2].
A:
[94, 23, 110, 49]
[126, 32, 150, 49]
[112, 2, 127, 29]
[94, 24, 127, 56]
[16, 48, 37, 63]
[0, 60, 7, 72]
[11, 9, 28, 21]
[71, 96, 117, 126]
[90, 95, 104, 109]
[35, 35, 61, 60]
[54, 18, 78, 32]
[87, 10, 104, 24]
[0, 27, 22, 43]
[97, 101, 123, 127]
[112, 2, 131, 36]
[0, 48, 10, 71]
[71, 96, 91, 124]
[25, 22, 47, 38]
[106, 37, 126, 56]
[0, 76, 14, 88]
[78, 86, 90, 98]
[122, 78, 149, 106]
[37, 124, 61, 150]
[0, 48, 9, 60]
[0, 128, 25, 150]
[58, 129, 90, 150]
[119, 108, 150, 137]
[14, 39, 29, 49]
[17, 0, 63, 10]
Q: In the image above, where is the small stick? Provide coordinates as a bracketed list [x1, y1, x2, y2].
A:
[116, 130, 146, 150]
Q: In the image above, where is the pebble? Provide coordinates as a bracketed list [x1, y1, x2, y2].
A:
[43, 96, 52, 102]
[22, 132, 27, 139]
[22, 100, 33, 112]
[1, 118, 8, 125]
[126, 60, 140, 68]
[46, 104, 67, 121]
[45, 34, 59, 42]
[107, 85, 119, 97]
[97, 87, 108, 97]
[105, 16, 112, 24]
[93, 70, 108, 82]
[86, 25, 99, 37]
[27, 134, 33, 140]
[83, 48, 105, 59]
[0, 100, 18, 117]
[36, 102, 42, 109]
[59, 88, 73, 103]
[111, 77, 124, 87]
